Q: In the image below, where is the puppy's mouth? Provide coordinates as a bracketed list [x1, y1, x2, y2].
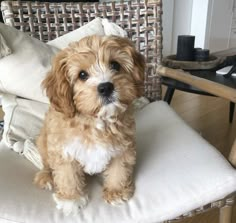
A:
[101, 95, 116, 105]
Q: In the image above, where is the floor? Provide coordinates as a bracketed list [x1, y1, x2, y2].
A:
[0, 90, 235, 222]
[162, 87, 236, 223]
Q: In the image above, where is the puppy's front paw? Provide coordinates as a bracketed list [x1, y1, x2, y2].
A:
[103, 186, 134, 206]
[53, 193, 88, 216]
[34, 169, 53, 191]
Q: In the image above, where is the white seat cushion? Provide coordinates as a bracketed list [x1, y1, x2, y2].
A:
[0, 101, 235, 223]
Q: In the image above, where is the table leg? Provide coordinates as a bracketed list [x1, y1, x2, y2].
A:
[164, 87, 175, 104]
[229, 102, 235, 123]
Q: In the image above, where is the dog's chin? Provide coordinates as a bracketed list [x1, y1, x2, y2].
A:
[74, 94, 133, 122]
[96, 97, 128, 123]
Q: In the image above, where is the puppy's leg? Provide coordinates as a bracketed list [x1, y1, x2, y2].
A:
[34, 127, 54, 190]
[34, 168, 54, 191]
[52, 161, 88, 216]
[103, 149, 136, 205]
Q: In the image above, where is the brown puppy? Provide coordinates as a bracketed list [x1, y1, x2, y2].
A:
[34, 35, 145, 215]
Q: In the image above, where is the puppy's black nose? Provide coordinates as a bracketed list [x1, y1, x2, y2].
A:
[97, 82, 114, 97]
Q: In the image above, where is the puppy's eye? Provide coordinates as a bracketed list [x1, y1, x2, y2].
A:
[79, 71, 89, 81]
[110, 61, 120, 72]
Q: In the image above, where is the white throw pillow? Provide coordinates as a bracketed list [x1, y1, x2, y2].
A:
[48, 18, 105, 49]
[0, 23, 58, 103]
[102, 19, 127, 37]
[48, 18, 127, 49]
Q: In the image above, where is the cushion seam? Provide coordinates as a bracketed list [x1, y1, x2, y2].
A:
[0, 216, 24, 223]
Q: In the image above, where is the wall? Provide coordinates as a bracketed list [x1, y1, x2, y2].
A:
[207, 0, 234, 52]
[171, 0, 193, 54]
[229, 0, 236, 47]
[162, 0, 174, 56]
[190, 0, 211, 49]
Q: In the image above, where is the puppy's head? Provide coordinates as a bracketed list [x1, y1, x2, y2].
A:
[43, 35, 145, 118]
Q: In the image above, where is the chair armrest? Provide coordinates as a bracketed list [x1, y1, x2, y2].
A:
[157, 65, 236, 103]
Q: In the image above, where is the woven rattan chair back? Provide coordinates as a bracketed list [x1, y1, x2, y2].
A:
[1, 0, 162, 101]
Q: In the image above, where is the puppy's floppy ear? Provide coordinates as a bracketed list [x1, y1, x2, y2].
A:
[121, 38, 145, 97]
[42, 50, 75, 118]
[131, 49, 145, 97]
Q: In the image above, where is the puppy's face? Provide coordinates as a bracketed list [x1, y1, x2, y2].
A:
[44, 35, 145, 118]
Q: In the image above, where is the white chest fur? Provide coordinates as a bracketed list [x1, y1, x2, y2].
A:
[63, 138, 120, 175]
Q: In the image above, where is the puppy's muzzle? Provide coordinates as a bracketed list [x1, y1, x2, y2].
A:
[97, 82, 114, 98]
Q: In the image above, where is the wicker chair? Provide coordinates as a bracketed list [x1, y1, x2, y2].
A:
[0, 1, 236, 223]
